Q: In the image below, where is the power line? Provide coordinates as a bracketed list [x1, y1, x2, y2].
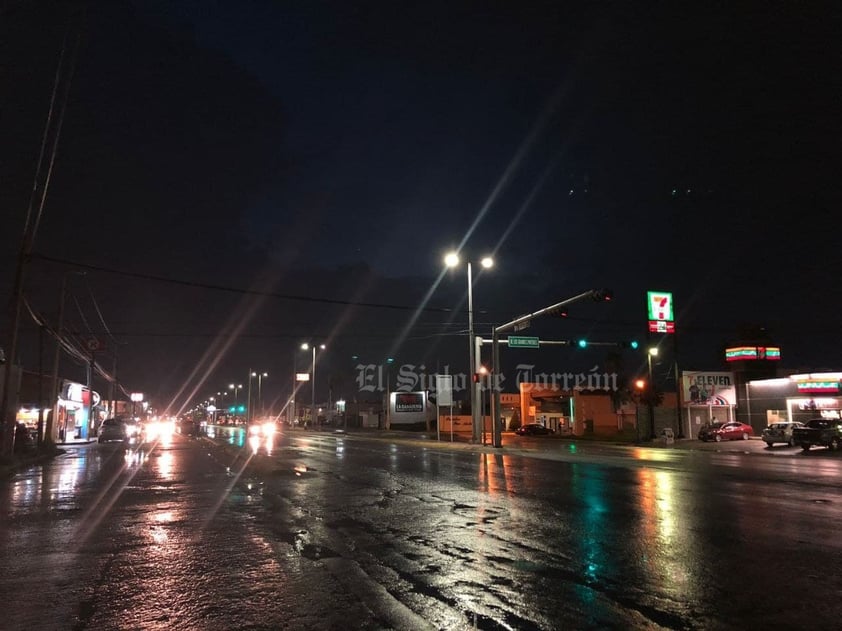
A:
[87, 279, 119, 344]
[31, 253, 456, 314]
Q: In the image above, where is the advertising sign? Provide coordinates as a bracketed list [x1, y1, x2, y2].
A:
[795, 380, 840, 394]
[390, 391, 427, 426]
[725, 346, 782, 362]
[63, 381, 85, 403]
[647, 291, 674, 322]
[682, 371, 737, 406]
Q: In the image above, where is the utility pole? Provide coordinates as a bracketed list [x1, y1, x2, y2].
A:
[491, 289, 612, 448]
[110, 349, 118, 419]
[37, 325, 45, 446]
[0, 24, 80, 455]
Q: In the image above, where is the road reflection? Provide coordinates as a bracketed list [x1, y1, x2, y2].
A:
[635, 467, 692, 600]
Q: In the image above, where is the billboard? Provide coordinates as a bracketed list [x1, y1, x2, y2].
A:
[682, 371, 736, 406]
[390, 391, 427, 425]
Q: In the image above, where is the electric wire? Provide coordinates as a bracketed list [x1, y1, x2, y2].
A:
[31, 253, 455, 313]
[86, 280, 118, 344]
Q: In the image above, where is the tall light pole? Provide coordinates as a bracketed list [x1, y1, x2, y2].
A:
[445, 251, 493, 443]
[249, 371, 268, 422]
[648, 347, 659, 439]
[302, 343, 325, 429]
[229, 383, 242, 419]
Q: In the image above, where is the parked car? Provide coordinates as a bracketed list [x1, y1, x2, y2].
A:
[515, 424, 555, 436]
[792, 418, 842, 452]
[761, 421, 803, 447]
[698, 421, 754, 442]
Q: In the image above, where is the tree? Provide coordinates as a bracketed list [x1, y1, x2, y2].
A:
[509, 408, 521, 431]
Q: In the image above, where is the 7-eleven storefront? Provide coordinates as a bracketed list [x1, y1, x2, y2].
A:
[744, 373, 842, 427]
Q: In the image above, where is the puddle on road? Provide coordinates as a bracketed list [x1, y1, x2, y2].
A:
[299, 543, 339, 561]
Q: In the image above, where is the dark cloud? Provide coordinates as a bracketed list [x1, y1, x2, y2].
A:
[2, 1, 840, 408]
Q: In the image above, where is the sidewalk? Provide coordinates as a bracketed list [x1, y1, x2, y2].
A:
[0, 444, 67, 478]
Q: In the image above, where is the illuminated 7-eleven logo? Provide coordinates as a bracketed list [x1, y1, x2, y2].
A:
[647, 291, 674, 322]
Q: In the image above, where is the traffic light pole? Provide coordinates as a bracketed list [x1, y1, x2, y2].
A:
[490, 289, 610, 448]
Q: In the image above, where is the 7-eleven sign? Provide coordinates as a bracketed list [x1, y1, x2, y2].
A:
[647, 291, 674, 321]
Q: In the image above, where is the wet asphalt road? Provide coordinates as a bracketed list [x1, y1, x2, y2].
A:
[2, 428, 842, 630]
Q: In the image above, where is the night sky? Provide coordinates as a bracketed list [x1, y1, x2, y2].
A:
[2, 1, 840, 411]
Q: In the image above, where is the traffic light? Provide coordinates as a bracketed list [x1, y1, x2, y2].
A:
[634, 378, 646, 390]
[619, 340, 639, 349]
[237, 405, 246, 413]
[591, 288, 613, 302]
[629, 340, 639, 349]
[228, 406, 235, 413]
[577, 339, 588, 349]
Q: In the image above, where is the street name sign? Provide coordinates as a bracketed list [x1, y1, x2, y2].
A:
[507, 335, 540, 349]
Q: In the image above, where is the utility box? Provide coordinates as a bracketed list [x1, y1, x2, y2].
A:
[661, 427, 675, 445]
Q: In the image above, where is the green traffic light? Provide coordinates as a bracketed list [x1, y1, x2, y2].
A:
[577, 339, 588, 349]
[630, 341, 639, 349]
[238, 405, 246, 413]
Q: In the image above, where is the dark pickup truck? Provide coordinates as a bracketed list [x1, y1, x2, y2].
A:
[792, 418, 842, 452]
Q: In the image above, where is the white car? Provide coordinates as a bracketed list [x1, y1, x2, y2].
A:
[761, 421, 803, 447]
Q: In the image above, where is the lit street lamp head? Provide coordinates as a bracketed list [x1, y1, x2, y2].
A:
[480, 256, 494, 269]
[444, 252, 459, 267]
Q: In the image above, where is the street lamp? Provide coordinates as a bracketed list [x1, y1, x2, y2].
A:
[445, 251, 493, 443]
[229, 383, 243, 418]
[249, 371, 268, 422]
[647, 347, 659, 439]
[301, 343, 325, 429]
